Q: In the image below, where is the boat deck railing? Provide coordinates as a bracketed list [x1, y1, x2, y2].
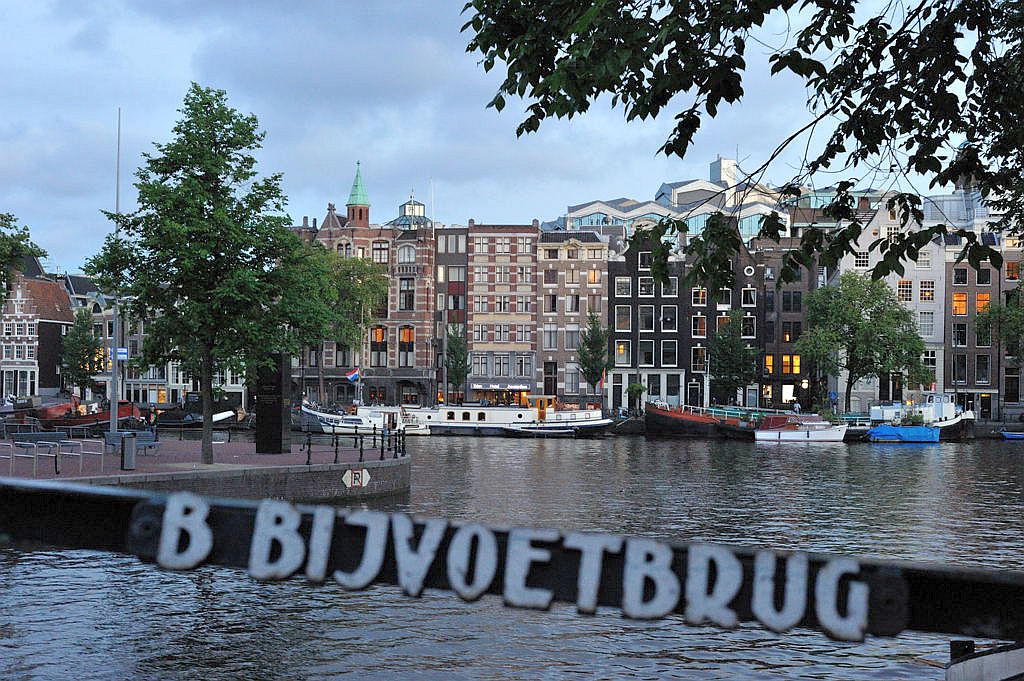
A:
[655, 402, 794, 421]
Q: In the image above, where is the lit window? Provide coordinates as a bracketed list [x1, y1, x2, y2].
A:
[614, 340, 631, 366]
[920, 281, 935, 301]
[897, 280, 912, 302]
[398, 327, 415, 367]
[691, 288, 707, 306]
[977, 292, 990, 312]
[764, 354, 774, 375]
[952, 292, 968, 316]
[587, 269, 600, 285]
[782, 354, 801, 374]
[1008, 262, 1020, 281]
[692, 315, 706, 338]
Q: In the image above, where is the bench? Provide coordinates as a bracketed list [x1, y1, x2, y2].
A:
[103, 430, 161, 459]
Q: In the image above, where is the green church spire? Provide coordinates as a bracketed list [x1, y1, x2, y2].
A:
[346, 161, 369, 207]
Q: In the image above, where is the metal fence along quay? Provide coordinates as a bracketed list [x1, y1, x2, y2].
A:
[1, 477, 1022, 643]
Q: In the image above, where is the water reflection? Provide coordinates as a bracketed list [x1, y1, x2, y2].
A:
[3, 436, 1023, 679]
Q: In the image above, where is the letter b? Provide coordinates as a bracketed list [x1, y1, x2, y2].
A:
[157, 492, 213, 570]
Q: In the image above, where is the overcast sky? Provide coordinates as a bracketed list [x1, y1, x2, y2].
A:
[2, 0, 900, 273]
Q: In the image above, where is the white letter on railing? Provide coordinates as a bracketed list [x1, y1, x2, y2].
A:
[504, 528, 560, 610]
[622, 538, 680, 619]
[392, 515, 447, 597]
[563, 532, 623, 614]
[157, 492, 213, 570]
[333, 511, 389, 590]
[446, 524, 498, 601]
[249, 500, 305, 580]
[305, 506, 336, 583]
[815, 558, 868, 641]
[752, 551, 808, 633]
[685, 544, 743, 628]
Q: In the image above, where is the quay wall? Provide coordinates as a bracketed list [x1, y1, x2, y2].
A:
[66, 456, 410, 502]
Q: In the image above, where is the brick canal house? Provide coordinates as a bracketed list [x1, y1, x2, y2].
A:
[535, 231, 607, 404]
[433, 224, 469, 403]
[1, 258, 75, 400]
[304, 164, 437, 406]
[943, 235, 1003, 419]
[606, 234, 764, 411]
[465, 221, 539, 405]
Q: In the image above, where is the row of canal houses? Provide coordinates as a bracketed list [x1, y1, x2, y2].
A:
[0, 155, 1014, 419]
[291, 156, 1021, 419]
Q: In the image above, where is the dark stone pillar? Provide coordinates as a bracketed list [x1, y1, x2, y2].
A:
[255, 353, 290, 454]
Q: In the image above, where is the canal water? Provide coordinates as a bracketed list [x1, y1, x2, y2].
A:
[2, 437, 1023, 679]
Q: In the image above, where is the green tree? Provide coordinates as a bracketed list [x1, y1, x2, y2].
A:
[61, 308, 104, 398]
[626, 382, 646, 412]
[444, 325, 470, 404]
[0, 213, 47, 293]
[463, 1, 1017, 285]
[978, 294, 1024, 365]
[796, 272, 928, 412]
[707, 309, 759, 405]
[577, 312, 610, 407]
[305, 248, 388, 403]
[86, 84, 336, 464]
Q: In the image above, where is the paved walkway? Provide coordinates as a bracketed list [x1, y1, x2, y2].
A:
[0, 437, 398, 481]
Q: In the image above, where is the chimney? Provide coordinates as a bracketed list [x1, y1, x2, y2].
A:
[468, 219, 476, 227]
[532, 219, 540, 228]
[313, 218, 317, 229]
[302, 216, 309, 228]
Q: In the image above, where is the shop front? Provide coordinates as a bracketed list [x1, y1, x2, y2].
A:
[469, 381, 531, 406]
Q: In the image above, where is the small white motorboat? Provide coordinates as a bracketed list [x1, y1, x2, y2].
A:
[754, 414, 848, 442]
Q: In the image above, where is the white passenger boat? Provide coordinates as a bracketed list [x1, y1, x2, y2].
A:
[300, 403, 430, 435]
[409, 396, 612, 437]
[754, 414, 848, 442]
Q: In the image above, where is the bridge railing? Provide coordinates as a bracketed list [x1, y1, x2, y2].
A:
[0, 477, 1021, 643]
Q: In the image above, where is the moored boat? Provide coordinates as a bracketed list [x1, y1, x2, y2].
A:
[39, 401, 141, 430]
[500, 424, 577, 438]
[870, 393, 974, 440]
[412, 396, 611, 437]
[643, 403, 721, 437]
[300, 403, 430, 435]
[866, 424, 940, 443]
[1000, 430, 1024, 440]
[754, 414, 848, 442]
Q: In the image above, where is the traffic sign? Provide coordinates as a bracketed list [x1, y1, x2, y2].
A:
[342, 468, 371, 489]
[110, 347, 129, 361]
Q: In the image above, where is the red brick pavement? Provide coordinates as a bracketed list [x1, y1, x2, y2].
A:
[0, 437, 394, 481]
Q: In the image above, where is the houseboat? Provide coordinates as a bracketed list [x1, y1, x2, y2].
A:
[411, 396, 612, 437]
[869, 393, 974, 440]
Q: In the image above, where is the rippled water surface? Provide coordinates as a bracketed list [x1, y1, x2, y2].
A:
[3, 437, 1023, 680]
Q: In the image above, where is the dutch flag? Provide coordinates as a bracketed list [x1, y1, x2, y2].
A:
[346, 367, 360, 383]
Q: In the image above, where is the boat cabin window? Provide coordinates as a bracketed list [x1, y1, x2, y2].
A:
[462, 412, 470, 421]
[446, 411, 455, 420]
[477, 412, 486, 421]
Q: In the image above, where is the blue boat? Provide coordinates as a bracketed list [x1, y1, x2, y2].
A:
[1001, 431, 1024, 440]
[866, 424, 940, 443]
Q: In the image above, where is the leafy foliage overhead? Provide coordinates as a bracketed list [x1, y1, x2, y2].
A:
[463, 0, 1018, 284]
[0, 213, 47, 294]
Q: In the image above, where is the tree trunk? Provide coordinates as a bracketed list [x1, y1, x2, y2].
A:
[317, 345, 326, 404]
[844, 377, 855, 415]
[200, 349, 214, 464]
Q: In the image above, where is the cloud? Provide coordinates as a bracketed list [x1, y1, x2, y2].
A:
[3, 0, 822, 271]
